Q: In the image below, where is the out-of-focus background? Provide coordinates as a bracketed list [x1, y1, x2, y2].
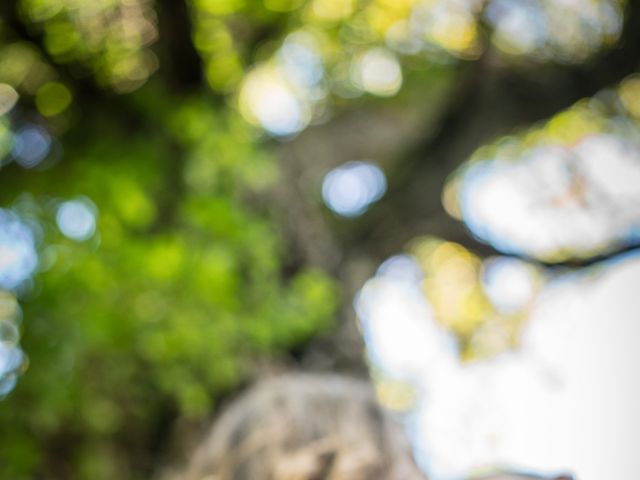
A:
[0, 0, 639, 478]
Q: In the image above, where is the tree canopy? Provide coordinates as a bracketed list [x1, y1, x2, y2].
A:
[1, 0, 639, 478]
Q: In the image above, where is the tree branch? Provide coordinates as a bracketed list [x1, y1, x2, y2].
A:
[154, 0, 204, 91]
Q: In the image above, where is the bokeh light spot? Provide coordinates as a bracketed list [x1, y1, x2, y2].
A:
[56, 198, 97, 241]
[485, 0, 624, 63]
[239, 65, 311, 137]
[459, 137, 640, 260]
[35, 82, 72, 116]
[0, 210, 38, 290]
[352, 48, 402, 97]
[481, 257, 538, 314]
[11, 125, 51, 169]
[311, 0, 354, 21]
[619, 75, 640, 119]
[278, 31, 324, 89]
[377, 255, 424, 284]
[0, 84, 19, 116]
[321, 161, 387, 217]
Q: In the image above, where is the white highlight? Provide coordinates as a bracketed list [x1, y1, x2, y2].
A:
[322, 161, 386, 217]
[12, 125, 51, 169]
[460, 137, 640, 258]
[481, 257, 536, 313]
[56, 199, 97, 241]
[357, 251, 640, 480]
[0, 210, 37, 290]
[353, 48, 402, 97]
[0, 84, 18, 116]
[239, 66, 311, 137]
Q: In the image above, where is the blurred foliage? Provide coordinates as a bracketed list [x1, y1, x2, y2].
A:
[411, 237, 542, 360]
[0, 1, 343, 473]
[0, 0, 636, 478]
[18, 0, 159, 92]
[0, 89, 338, 477]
